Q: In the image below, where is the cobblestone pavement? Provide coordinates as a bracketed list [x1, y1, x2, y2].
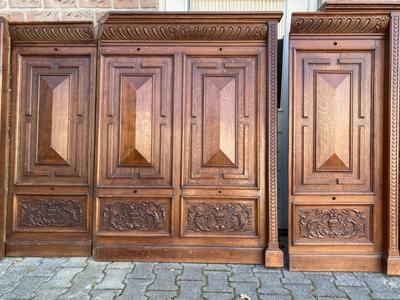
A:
[0, 258, 399, 299]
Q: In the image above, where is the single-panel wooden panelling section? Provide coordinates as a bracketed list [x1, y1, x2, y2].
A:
[289, 12, 388, 271]
[0, 17, 9, 257]
[95, 12, 283, 266]
[6, 22, 96, 256]
[319, 0, 400, 276]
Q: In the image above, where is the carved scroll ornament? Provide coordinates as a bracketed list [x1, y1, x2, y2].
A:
[187, 202, 252, 233]
[100, 201, 167, 231]
[19, 198, 84, 228]
[9, 23, 95, 42]
[298, 208, 368, 239]
[101, 23, 268, 41]
[291, 15, 389, 34]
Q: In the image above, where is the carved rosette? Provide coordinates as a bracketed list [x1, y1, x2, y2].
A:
[100, 201, 167, 231]
[186, 202, 252, 233]
[19, 199, 84, 228]
[9, 23, 95, 43]
[298, 208, 368, 239]
[101, 23, 268, 41]
[291, 15, 389, 34]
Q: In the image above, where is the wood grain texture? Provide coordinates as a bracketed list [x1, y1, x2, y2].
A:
[290, 12, 389, 35]
[100, 12, 283, 42]
[0, 17, 9, 258]
[9, 22, 95, 43]
[386, 11, 400, 275]
[289, 12, 385, 272]
[96, 13, 282, 265]
[7, 27, 97, 256]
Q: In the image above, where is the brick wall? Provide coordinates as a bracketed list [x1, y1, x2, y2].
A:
[0, 0, 158, 22]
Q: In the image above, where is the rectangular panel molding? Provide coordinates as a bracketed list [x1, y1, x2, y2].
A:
[1, 13, 284, 266]
[289, 9, 393, 273]
[6, 22, 97, 257]
[95, 12, 283, 266]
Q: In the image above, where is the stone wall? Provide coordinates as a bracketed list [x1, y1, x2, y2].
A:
[0, 0, 158, 22]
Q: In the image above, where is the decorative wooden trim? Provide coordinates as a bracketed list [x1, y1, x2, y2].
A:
[0, 16, 9, 258]
[100, 12, 283, 42]
[320, 0, 400, 12]
[387, 12, 400, 275]
[265, 21, 283, 268]
[290, 13, 389, 35]
[9, 22, 95, 43]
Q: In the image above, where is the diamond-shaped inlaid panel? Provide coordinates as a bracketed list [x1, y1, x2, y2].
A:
[120, 76, 153, 166]
[15, 56, 92, 185]
[203, 76, 236, 167]
[316, 73, 351, 171]
[38, 75, 70, 165]
[97, 56, 173, 187]
[183, 56, 258, 187]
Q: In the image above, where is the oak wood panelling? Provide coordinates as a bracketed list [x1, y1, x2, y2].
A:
[0, 17, 9, 258]
[15, 56, 91, 185]
[13, 194, 88, 232]
[183, 56, 258, 188]
[293, 52, 373, 194]
[97, 55, 173, 187]
[289, 13, 386, 272]
[96, 12, 283, 266]
[181, 197, 258, 238]
[292, 204, 373, 245]
[96, 197, 172, 236]
[7, 23, 96, 257]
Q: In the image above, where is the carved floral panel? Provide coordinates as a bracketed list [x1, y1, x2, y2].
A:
[182, 198, 258, 237]
[294, 206, 372, 244]
[15, 195, 87, 231]
[98, 198, 171, 235]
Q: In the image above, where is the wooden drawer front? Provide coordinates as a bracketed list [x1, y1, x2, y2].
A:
[13, 194, 88, 232]
[96, 197, 172, 236]
[14, 55, 92, 185]
[183, 56, 259, 188]
[292, 204, 373, 245]
[292, 51, 375, 194]
[97, 55, 174, 188]
[181, 197, 258, 238]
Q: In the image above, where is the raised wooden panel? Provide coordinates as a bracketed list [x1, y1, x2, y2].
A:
[181, 197, 258, 237]
[316, 73, 351, 171]
[38, 75, 70, 164]
[13, 195, 87, 232]
[203, 76, 236, 166]
[120, 76, 152, 166]
[293, 204, 372, 245]
[15, 56, 92, 185]
[98, 56, 173, 187]
[96, 197, 171, 236]
[293, 53, 373, 193]
[183, 56, 258, 187]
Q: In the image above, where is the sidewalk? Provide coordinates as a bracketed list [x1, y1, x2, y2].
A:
[0, 257, 399, 299]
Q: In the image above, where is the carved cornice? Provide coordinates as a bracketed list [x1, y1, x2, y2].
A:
[291, 13, 389, 34]
[9, 22, 95, 43]
[100, 12, 283, 42]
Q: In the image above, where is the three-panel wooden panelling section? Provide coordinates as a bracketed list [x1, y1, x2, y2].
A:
[0, 12, 284, 267]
